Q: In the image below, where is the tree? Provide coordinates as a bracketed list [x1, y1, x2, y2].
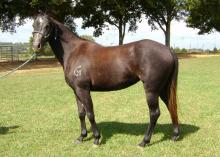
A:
[74, 0, 141, 45]
[212, 47, 218, 53]
[186, 0, 220, 34]
[0, 0, 26, 32]
[140, 0, 186, 47]
[0, 0, 76, 32]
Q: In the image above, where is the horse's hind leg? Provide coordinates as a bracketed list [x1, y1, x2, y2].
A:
[74, 87, 101, 145]
[160, 88, 180, 141]
[139, 84, 160, 147]
[160, 86, 169, 108]
[75, 97, 87, 144]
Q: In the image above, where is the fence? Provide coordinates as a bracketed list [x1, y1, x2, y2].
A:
[0, 45, 20, 62]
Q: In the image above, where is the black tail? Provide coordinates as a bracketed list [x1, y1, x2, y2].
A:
[168, 52, 179, 126]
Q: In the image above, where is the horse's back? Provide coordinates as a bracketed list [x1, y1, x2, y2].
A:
[96, 39, 174, 66]
[133, 39, 175, 89]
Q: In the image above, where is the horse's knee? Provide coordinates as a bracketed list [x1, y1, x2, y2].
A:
[87, 112, 95, 122]
[79, 112, 86, 120]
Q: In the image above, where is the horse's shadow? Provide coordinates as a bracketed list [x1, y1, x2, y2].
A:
[0, 125, 20, 135]
[96, 122, 199, 145]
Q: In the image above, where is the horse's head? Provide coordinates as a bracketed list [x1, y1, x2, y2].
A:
[32, 13, 52, 52]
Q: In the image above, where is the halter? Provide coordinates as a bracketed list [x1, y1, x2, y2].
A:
[32, 30, 50, 39]
[32, 23, 57, 40]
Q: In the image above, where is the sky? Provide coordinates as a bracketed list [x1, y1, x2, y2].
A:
[0, 18, 220, 50]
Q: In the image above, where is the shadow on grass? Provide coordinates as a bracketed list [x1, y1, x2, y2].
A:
[0, 126, 20, 135]
[97, 122, 199, 145]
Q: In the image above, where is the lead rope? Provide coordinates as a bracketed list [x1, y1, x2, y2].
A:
[0, 53, 37, 79]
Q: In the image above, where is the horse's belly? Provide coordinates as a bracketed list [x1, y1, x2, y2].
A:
[90, 74, 139, 91]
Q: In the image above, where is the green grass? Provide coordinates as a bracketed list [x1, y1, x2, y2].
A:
[1, 57, 220, 157]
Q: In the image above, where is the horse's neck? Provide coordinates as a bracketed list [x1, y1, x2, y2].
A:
[48, 22, 79, 67]
[49, 37, 64, 66]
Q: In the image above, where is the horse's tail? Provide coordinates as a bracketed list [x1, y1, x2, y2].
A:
[168, 52, 179, 127]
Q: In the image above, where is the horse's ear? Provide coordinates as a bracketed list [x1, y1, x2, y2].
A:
[45, 9, 53, 17]
[32, 11, 39, 19]
[32, 9, 46, 20]
[37, 10, 42, 14]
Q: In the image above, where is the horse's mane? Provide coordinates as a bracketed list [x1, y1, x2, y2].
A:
[47, 15, 95, 43]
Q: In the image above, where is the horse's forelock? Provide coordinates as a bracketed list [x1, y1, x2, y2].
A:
[34, 13, 50, 24]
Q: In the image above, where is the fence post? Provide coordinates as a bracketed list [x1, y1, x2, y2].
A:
[0, 47, 2, 60]
[11, 46, 14, 62]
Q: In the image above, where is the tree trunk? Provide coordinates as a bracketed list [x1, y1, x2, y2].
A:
[118, 19, 126, 45]
[119, 28, 124, 45]
[165, 21, 171, 48]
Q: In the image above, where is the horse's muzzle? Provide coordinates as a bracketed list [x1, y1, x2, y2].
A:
[32, 42, 42, 52]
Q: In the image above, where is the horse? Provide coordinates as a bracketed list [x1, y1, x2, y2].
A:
[32, 13, 179, 147]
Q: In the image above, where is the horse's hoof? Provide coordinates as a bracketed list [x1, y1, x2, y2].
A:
[74, 137, 83, 144]
[138, 141, 146, 148]
[137, 144, 145, 150]
[93, 141, 100, 148]
[93, 138, 100, 146]
[74, 139, 82, 144]
[172, 135, 180, 141]
[172, 127, 180, 141]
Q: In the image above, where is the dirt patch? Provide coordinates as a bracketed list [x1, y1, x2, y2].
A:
[0, 58, 61, 73]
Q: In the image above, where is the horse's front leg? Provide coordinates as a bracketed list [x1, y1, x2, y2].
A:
[74, 87, 101, 145]
[75, 97, 87, 144]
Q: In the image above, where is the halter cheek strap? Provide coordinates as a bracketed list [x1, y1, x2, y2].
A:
[32, 30, 50, 39]
[32, 23, 57, 40]
[54, 24, 58, 40]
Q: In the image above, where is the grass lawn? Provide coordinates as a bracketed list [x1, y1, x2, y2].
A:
[0, 56, 220, 157]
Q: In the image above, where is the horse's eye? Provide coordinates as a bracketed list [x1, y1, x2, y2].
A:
[45, 25, 50, 30]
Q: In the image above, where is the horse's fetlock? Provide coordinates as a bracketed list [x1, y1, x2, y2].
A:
[81, 130, 87, 137]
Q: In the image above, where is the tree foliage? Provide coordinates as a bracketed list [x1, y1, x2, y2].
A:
[140, 0, 186, 47]
[0, 0, 26, 32]
[74, 0, 141, 45]
[0, 0, 76, 32]
[187, 0, 220, 34]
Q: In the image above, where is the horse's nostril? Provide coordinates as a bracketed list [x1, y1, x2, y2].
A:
[32, 42, 42, 52]
[37, 43, 41, 50]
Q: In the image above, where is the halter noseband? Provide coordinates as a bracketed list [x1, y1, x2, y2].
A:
[32, 30, 50, 39]
[32, 23, 56, 40]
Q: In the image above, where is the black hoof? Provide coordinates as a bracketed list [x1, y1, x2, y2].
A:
[172, 127, 180, 141]
[75, 139, 82, 144]
[75, 140, 82, 144]
[93, 138, 100, 145]
[138, 141, 146, 148]
[172, 135, 180, 141]
[74, 136, 84, 144]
